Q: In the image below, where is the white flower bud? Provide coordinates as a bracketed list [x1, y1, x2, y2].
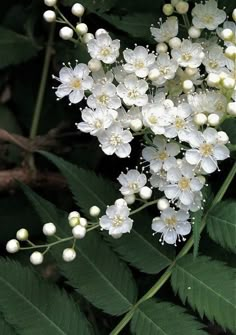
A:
[16, 228, 29, 241]
[233, 8, 236, 22]
[183, 79, 193, 91]
[68, 211, 80, 227]
[219, 71, 228, 81]
[217, 131, 229, 144]
[207, 73, 220, 87]
[148, 68, 160, 81]
[175, 1, 189, 14]
[168, 37, 181, 49]
[43, 10, 56, 22]
[82, 33, 94, 44]
[188, 26, 201, 39]
[163, 4, 174, 16]
[156, 42, 168, 53]
[43, 222, 56, 236]
[227, 102, 236, 116]
[79, 218, 88, 227]
[139, 186, 152, 200]
[88, 59, 102, 72]
[30, 251, 44, 265]
[76, 23, 88, 35]
[71, 3, 85, 17]
[130, 119, 143, 132]
[124, 194, 136, 205]
[115, 198, 127, 207]
[221, 28, 233, 41]
[44, 0, 57, 6]
[6, 239, 20, 253]
[72, 225, 86, 239]
[197, 175, 206, 185]
[157, 198, 170, 211]
[194, 113, 207, 125]
[208, 113, 220, 126]
[163, 99, 174, 108]
[95, 29, 107, 37]
[62, 248, 76, 262]
[110, 233, 123, 239]
[185, 67, 197, 76]
[225, 45, 236, 60]
[59, 27, 73, 40]
[222, 77, 235, 89]
[89, 205, 101, 217]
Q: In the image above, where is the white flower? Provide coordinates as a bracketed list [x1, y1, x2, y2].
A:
[87, 33, 120, 64]
[188, 92, 227, 118]
[171, 40, 204, 68]
[92, 68, 114, 84]
[117, 169, 147, 195]
[98, 123, 133, 158]
[192, 0, 226, 31]
[151, 16, 178, 43]
[117, 75, 148, 106]
[142, 136, 179, 173]
[177, 191, 203, 212]
[100, 199, 133, 235]
[76, 107, 115, 135]
[142, 103, 172, 135]
[87, 82, 121, 109]
[151, 54, 178, 86]
[123, 46, 156, 78]
[185, 128, 230, 173]
[54, 63, 93, 104]
[164, 162, 204, 206]
[152, 207, 191, 245]
[202, 45, 227, 74]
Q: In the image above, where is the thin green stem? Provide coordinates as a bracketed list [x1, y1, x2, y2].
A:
[110, 162, 236, 335]
[130, 200, 158, 216]
[55, 6, 78, 35]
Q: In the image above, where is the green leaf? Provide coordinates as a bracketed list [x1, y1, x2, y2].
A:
[131, 299, 207, 335]
[0, 314, 17, 335]
[39, 151, 119, 216]
[0, 259, 91, 335]
[0, 26, 38, 69]
[221, 118, 236, 144]
[171, 254, 236, 333]
[192, 209, 203, 258]
[206, 200, 236, 253]
[20, 183, 138, 316]
[0, 105, 22, 134]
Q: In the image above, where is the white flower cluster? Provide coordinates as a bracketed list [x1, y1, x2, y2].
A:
[49, 1, 236, 246]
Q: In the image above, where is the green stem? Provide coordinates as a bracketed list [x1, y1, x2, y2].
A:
[110, 162, 236, 335]
[130, 200, 158, 216]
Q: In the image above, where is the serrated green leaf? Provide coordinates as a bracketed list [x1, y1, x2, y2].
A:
[131, 299, 207, 335]
[20, 183, 138, 316]
[39, 151, 119, 216]
[171, 254, 236, 333]
[0, 259, 91, 335]
[192, 209, 203, 258]
[206, 200, 236, 253]
[0, 26, 38, 69]
[0, 314, 17, 335]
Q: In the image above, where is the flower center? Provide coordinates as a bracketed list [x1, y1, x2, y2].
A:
[112, 215, 124, 227]
[135, 60, 144, 69]
[129, 182, 139, 191]
[175, 117, 185, 129]
[100, 48, 111, 56]
[158, 151, 168, 161]
[165, 216, 177, 227]
[94, 120, 102, 128]
[71, 79, 81, 89]
[110, 134, 122, 146]
[200, 143, 213, 157]
[182, 53, 192, 62]
[208, 60, 218, 69]
[178, 177, 190, 190]
[128, 90, 139, 98]
[148, 115, 158, 124]
[160, 67, 170, 75]
[98, 94, 109, 105]
[203, 15, 214, 24]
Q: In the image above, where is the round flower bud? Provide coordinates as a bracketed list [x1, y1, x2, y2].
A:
[82, 33, 94, 44]
[163, 99, 174, 108]
[175, 1, 189, 14]
[76, 23, 88, 35]
[197, 175, 206, 185]
[148, 68, 160, 81]
[217, 131, 229, 144]
[225, 45, 236, 60]
[6, 239, 20, 253]
[188, 26, 201, 39]
[207, 73, 220, 87]
[89, 205, 101, 217]
[16, 228, 29, 241]
[208, 113, 220, 126]
[68, 211, 80, 227]
[163, 4, 174, 16]
[95, 28, 107, 37]
[88, 59, 102, 72]
[227, 102, 236, 116]
[124, 194, 136, 205]
[221, 28, 233, 41]
[72, 225, 86, 239]
[71, 3, 85, 17]
[233, 8, 236, 22]
[79, 218, 88, 227]
[30, 251, 44, 265]
[43, 10, 56, 22]
[139, 186, 152, 200]
[59, 27, 73, 40]
[130, 119, 143, 132]
[110, 233, 122, 239]
[115, 198, 127, 207]
[168, 37, 181, 49]
[185, 67, 197, 76]
[194, 113, 207, 125]
[43, 222, 56, 236]
[156, 42, 168, 53]
[44, 0, 57, 6]
[157, 198, 170, 211]
[222, 77, 235, 89]
[62, 248, 76, 262]
[183, 79, 193, 92]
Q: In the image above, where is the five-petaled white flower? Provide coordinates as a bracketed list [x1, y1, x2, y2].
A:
[152, 207, 191, 245]
[87, 82, 121, 110]
[185, 128, 230, 173]
[171, 40, 204, 68]
[117, 75, 149, 106]
[87, 33, 120, 64]
[117, 169, 147, 196]
[142, 103, 172, 135]
[151, 54, 178, 86]
[54, 63, 93, 104]
[150, 16, 178, 43]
